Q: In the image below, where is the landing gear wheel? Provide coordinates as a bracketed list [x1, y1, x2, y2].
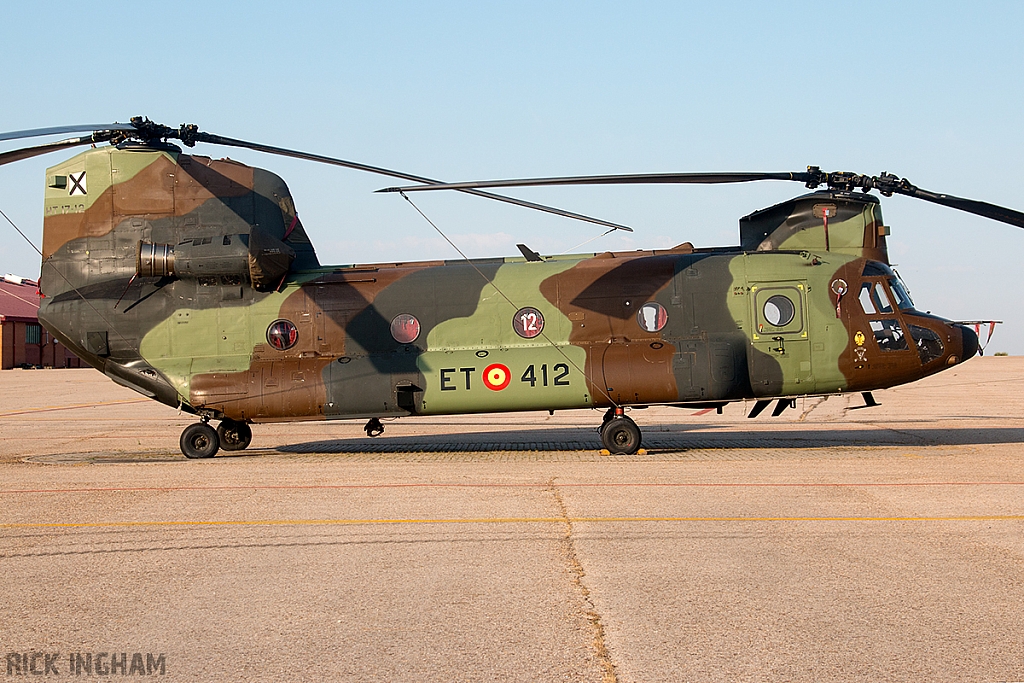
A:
[364, 417, 385, 438]
[598, 407, 616, 433]
[217, 420, 252, 451]
[180, 422, 219, 459]
[600, 417, 642, 455]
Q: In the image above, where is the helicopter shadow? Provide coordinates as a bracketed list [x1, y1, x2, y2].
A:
[273, 424, 1024, 455]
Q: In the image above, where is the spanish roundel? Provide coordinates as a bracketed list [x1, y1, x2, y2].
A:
[482, 363, 511, 391]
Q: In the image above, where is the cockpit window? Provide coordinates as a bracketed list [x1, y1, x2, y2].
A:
[888, 278, 915, 310]
[861, 261, 916, 312]
[909, 325, 943, 364]
[872, 282, 894, 314]
[862, 261, 893, 277]
[870, 319, 909, 351]
[858, 283, 877, 315]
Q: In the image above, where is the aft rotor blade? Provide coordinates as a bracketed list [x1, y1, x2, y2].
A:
[378, 171, 808, 193]
[0, 136, 111, 167]
[895, 184, 1024, 229]
[0, 123, 135, 143]
[190, 132, 633, 232]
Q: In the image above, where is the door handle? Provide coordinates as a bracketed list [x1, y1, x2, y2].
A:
[771, 336, 786, 355]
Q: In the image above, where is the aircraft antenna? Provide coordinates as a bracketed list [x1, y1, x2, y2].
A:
[560, 227, 619, 254]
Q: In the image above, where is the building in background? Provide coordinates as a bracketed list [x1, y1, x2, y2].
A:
[0, 274, 81, 369]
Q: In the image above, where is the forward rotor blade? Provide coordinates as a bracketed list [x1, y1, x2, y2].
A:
[895, 185, 1024, 229]
[189, 132, 633, 232]
[378, 171, 808, 193]
[378, 168, 1024, 231]
[0, 123, 135, 143]
[0, 135, 111, 167]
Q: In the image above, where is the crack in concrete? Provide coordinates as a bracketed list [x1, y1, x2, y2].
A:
[547, 478, 618, 683]
[861, 421, 934, 445]
[798, 395, 828, 421]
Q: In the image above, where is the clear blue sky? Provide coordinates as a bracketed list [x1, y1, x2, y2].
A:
[2, 2, 1022, 353]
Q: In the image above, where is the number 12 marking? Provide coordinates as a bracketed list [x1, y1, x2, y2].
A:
[520, 363, 570, 387]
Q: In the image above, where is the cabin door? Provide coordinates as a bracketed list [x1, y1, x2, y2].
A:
[747, 281, 813, 397]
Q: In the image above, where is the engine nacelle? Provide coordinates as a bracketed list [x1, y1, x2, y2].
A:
[138, 235, 248, 278]
[137, 227, 295, 291]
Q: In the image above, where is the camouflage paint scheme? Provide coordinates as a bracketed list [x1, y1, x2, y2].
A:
[37, 147, 978, 425]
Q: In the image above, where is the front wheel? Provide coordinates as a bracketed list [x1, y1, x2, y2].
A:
[181, 423, 219, 459]
[600, 417, 642, 455]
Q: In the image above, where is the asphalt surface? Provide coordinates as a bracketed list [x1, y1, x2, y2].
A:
[1, 358, 1023, 682]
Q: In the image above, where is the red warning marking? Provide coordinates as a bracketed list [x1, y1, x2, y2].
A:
[482, 363, 511, 391]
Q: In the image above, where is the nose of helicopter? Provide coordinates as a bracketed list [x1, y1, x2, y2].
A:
[955, 324, 980, 362]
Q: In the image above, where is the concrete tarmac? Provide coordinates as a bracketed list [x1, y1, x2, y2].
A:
[1, 358, 1023, 681]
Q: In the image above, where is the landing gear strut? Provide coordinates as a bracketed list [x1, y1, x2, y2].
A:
[180, 421, 219, 459]
[364, 417, 385, 437]
[599, 407, 642, 455]
[599, 407, 616, 432]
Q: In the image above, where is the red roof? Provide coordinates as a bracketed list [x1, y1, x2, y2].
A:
[0, 276, 41, 322]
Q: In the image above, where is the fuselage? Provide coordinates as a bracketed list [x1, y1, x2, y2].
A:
[39, 246, 976, 423]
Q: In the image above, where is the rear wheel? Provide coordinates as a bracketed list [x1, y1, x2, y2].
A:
[217, 420, 253, 451]
[180, 423, 219, 459]
[600, 417, 642, 455]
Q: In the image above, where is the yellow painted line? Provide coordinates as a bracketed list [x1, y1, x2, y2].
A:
[3, 515, 1024, 530]
[0, 398, 148, 418]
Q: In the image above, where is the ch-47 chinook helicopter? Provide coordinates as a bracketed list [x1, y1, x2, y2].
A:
[1, 117, 1017, 458]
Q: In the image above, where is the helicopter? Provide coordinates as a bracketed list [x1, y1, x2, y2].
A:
[1, 117, 1018, 458]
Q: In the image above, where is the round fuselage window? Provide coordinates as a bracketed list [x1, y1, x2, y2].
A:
[390, 314, 421, 344]
[637, 302, 668, 332]
[763, 295, 795, 327]
[267, 320, 299, 350]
